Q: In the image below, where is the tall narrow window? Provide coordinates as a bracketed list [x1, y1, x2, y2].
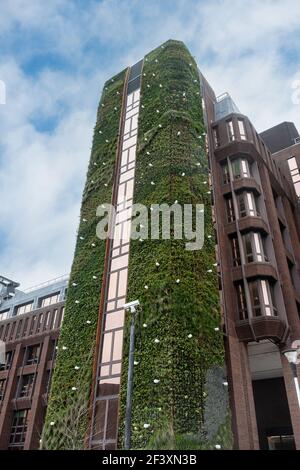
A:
[287, 156, 300, 197]
[0, 379, 6, 401]
[213, 127, 220, 148]
[236, 284, 248, 320]
[249, 281, 261, 317]
[231, 236, 241, 266]
[25, 345, 40, 365]
[18, 374, 35, 398]
[8, 410, 28, 450]
[227, 120, 235, 142]
[222, 163, 230, 184]
[238, 119, 247, 140]
[225, 197, 235, 222]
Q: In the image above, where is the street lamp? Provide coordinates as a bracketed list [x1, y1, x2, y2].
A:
[282, 348, 300, 409]
[123, 299, 140, 450]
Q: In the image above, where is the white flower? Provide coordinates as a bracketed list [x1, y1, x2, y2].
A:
[222, 381, 228, 387]
[214, 327, 220, 332]
[74, 366, 80, 370]
[213, 263, 218, 267]
[156, 109, 159, 113]
[71, 387, 77, 391]
[215, 444, 221, 450]
[155, 59, 158, 63]
[146, 151, 150, 155]
[62, 346, 67, 350]
[143, 323, 148, 328]
[72, 282, 77, 287]
[143, 424, 150, 429]
[105, 139, 109, 143]
[134, 361, 139, 366]
[155, 261, 160, 267]
[104, 183, 108, 187]
[75, 300, 80, 304]
[176, 279, 180, 284]
[188, 334, 193, 339]
[91, 180, 94, 184]
[91, 243, 96, 247]
[177, 131, 181, 136]
[151, 181, 155, 185]
[158, 407, 162, 411]
[114, 107, 117, 111]
[159, 84, 163, 88]
[144, 285, 149, 290]
[86, 320, 91, 324]
[149, 163, 153, 167]
[207, 190, 211, 194]
[153, 379, 160, 384]
[82, 218, 87, 222]
[184, 395, 188, 399]
[158, 124, 162, 128]
[79, 236, 84, 240]
[154, 338, 160, 344]
[50, 421, 55, 426]
[181, 172, 185, 176]
[207, 269, 212, 273]
[174, 200, 178, 204]
[99, 130, 102, 134]
[92, 275, 97, 279]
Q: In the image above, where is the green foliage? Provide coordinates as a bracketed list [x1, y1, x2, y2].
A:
[42, 69, 127, 449]
[117, 40, 231, 449]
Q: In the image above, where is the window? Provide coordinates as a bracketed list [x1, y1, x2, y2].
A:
[0, 309, 10, 321]
[227, 120, 235, 142]
[236, 280, 277, 319]
[39, 292, 60, 308]
[15, 302, 33, 316]
[0, 350, 13, 371]
[8, 410, 28, 450]
[0, 379, 6, 401]
[225, 197, 235, 222]
[231, 236, 241, 266]
[287, 156, 300, 197]
[243, 232, 267, 263]
[236, 284, 248, 320]
[213, 127, 220, 148]
[237, 192, 259, 218]
[25, 344, 40, 365]
[222, 163, 230, 184]
[231, 157, 251, 179]
[18, 374, 35, 398]
[238, 119, 247, 140]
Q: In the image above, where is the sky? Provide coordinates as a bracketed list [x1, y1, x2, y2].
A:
[1, 0, 300, 289]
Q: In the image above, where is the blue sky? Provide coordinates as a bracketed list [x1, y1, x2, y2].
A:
[1, 0, 300, 288]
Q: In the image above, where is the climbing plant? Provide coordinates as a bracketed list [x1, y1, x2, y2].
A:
[117, 40, 232, 449]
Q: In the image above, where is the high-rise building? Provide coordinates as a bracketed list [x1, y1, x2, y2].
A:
[11, 39, 299, 451]
[0, 275, 67, 449]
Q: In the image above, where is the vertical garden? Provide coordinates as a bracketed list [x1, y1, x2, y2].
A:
[118, 40, 232, 449]
[42, 39, 232, 450]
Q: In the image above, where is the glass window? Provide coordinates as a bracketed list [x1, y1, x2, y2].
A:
[249, 281, 261, 317]
[225, 197, 235, 222]
[15, 302, 33, 316]
[238, 280, 277, 318]
[244, 233, 254, 263]
[8, 410, 28, 450]
[222, 163, 230, 184]
[227, 120, 235, 142]
[213, 127, 220, 148]
[0, 309, 10, 320]
[39, 292, 60, 308]
[231, 236, 241, 266]
[0, 351, 13, 371]
[26, 344, 40, 365]
[0, 379, 6, 401]
[18, 374, 35, 398]
[237, 192, 259, 218]
[236, 284, 248, 320]
[238, 119, 247, 140]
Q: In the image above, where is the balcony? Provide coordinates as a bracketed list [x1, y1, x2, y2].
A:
[236, 316, 287, 343]
[232, 262, 278, 283]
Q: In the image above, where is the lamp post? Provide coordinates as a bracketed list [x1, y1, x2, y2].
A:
[282, 348, 300, 409]
[123, 299, 140, 450]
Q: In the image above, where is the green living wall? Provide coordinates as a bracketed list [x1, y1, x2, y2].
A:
[118, 40, 232, 449]
[42, 69, 127, 449]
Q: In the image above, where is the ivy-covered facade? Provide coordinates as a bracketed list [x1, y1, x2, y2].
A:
[43, 39, 231, 450]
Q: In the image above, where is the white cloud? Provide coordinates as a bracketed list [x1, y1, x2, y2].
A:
[0, 0, 300, 287]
